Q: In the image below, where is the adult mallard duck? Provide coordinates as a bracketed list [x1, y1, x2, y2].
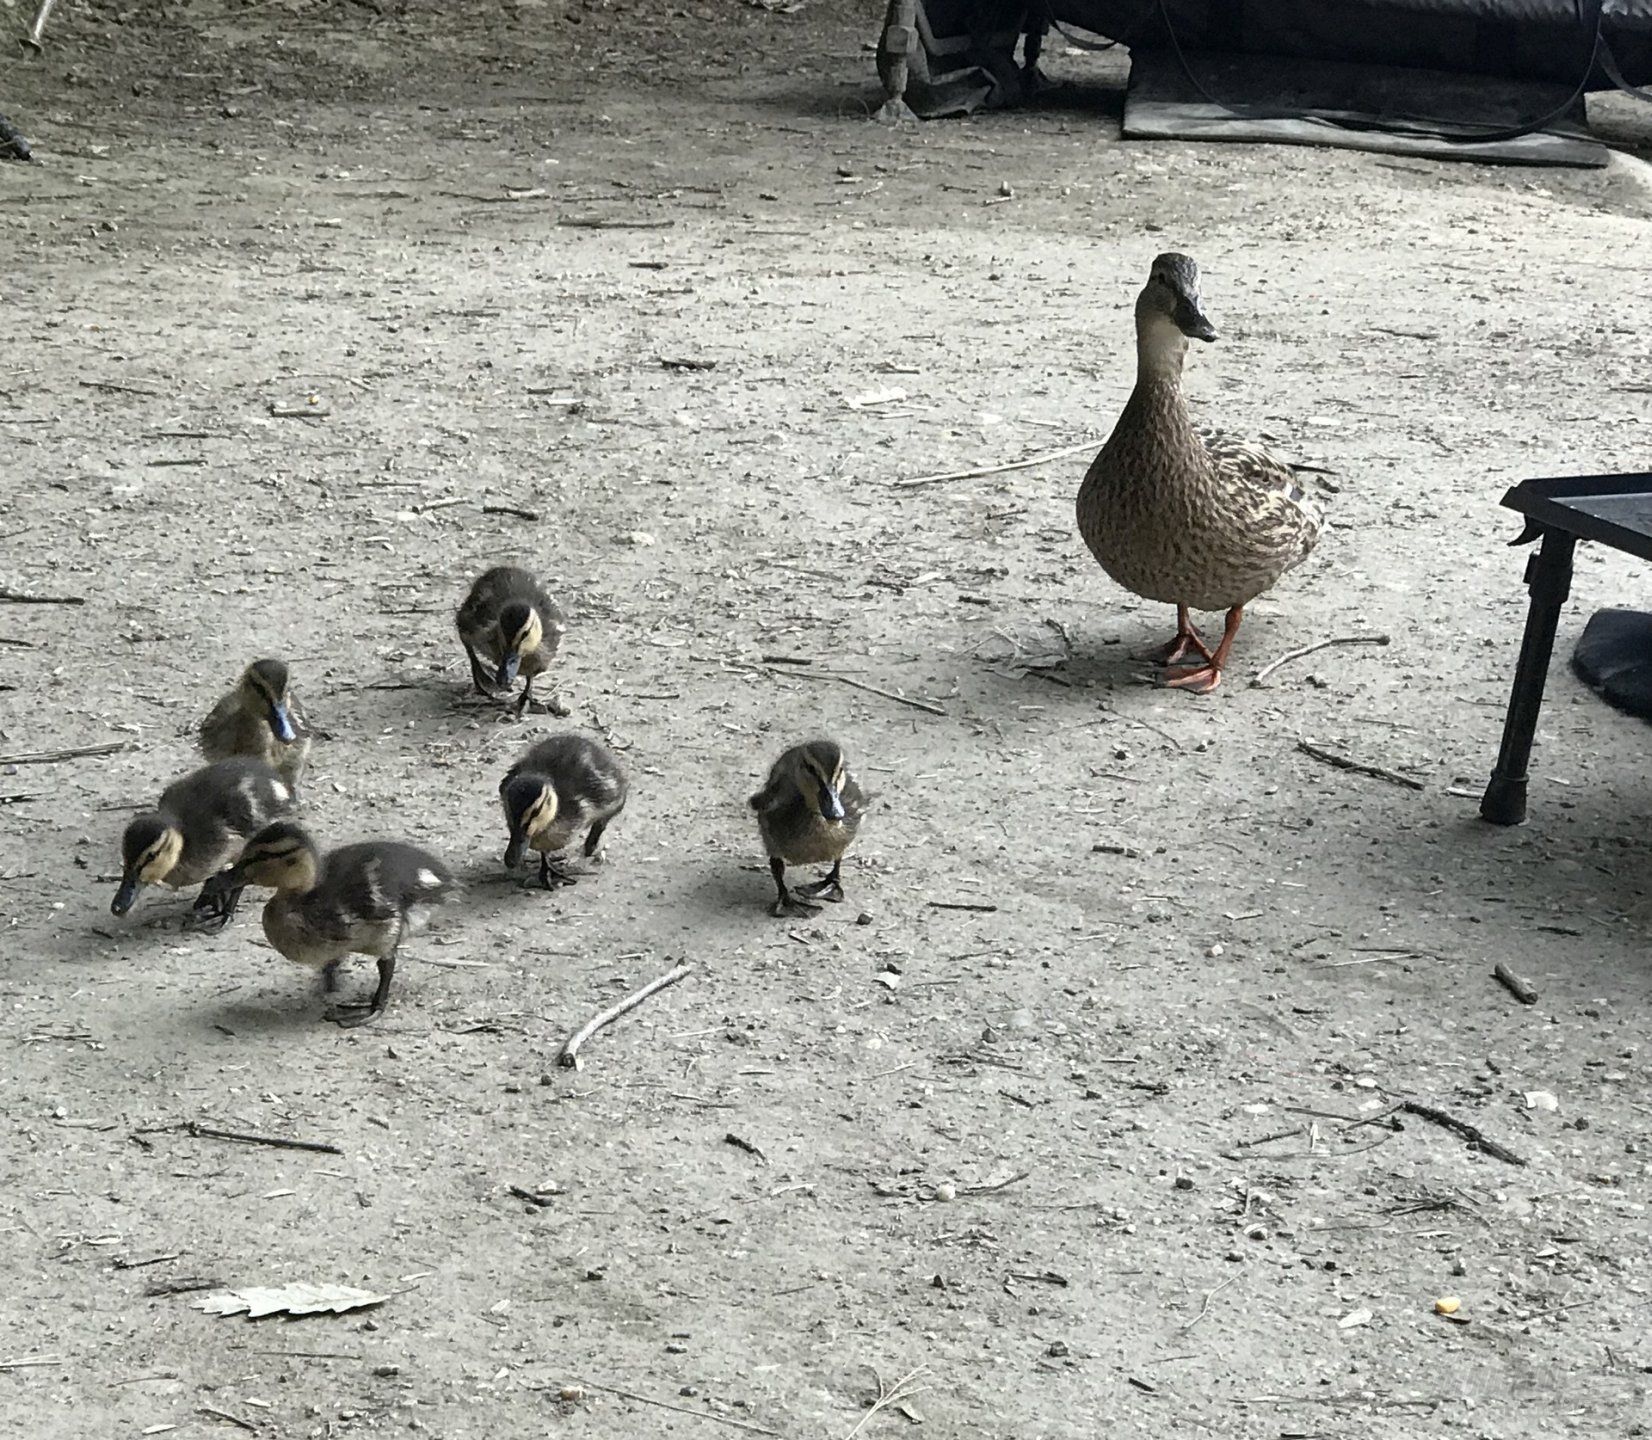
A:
[455, 565, 567, 715]
[500, 732, 629, 889]
[199, 658, 311, 793]
[749, 739, 866, 918]
[224, 821, 455, 1027]
[111, 758, 296, 926]
[1076, 252, 1323, 693]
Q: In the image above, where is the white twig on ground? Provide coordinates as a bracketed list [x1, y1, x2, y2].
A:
[557, 962, 693, 1070]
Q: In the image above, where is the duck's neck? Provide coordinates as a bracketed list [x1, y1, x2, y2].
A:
[1133, 310, 1190, 390]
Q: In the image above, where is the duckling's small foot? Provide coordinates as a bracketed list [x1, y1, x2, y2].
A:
[187, 878, 241, 932]
[767, 856, 819, 917]
[772, 891, 823, 918]
[537, 855, 577, 889]
[327, 1001, 383, 1029]
[329, 955, 394, 1027]
[465, 642, 504, 699]
[793, 862, 845, 904]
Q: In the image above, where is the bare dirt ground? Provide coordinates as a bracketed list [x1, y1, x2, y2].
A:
[3, 2, 1652, 1435]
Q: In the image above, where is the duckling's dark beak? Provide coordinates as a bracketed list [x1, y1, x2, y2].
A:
[818, 783, 845, 823]
[111, 875, 139, 916]
[269, 701, 296, 744]
[496, 653, 521, 688]
[504, 828, 528, 870]
[1174, 295, 1218, 343]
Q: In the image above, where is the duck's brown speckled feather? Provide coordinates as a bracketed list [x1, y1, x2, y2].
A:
[1078, 372, 1322, 614]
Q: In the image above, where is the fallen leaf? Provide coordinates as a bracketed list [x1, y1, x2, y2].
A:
[192, 1283, 390, 1320]
[1337, 1307, 1373, 1329]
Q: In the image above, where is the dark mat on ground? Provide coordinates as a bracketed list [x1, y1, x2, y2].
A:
[1122, 47, 1605, 167]
[1573, 608, 1652, 720]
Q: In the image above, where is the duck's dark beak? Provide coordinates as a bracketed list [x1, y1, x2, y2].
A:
[1174, 294, 1218, 343]
[269, 701, 296, 744]
[496, 653, 521, 688]
[818, 783, 845, 823]
[111, 875, 139, 916]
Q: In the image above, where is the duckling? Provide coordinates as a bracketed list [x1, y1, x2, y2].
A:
[749, 738, 866, 918]
[226, 821, 455, 1027]
[199, 658, 312, 793]
[1076, 252, 1324, 694]
[455, 565, 567, 715]
[111, 758, 296, 927]
[500, 732, 628, 889]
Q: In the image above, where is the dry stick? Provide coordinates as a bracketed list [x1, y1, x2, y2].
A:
[1252, 634, 1390, 686]
[892, 436, 1102, 489]
[1297, 739, 1425, 792]
[580, 1381, 780, 1436]
[185, 1122, 343, 1156]
[928, 900, 997, 913]
[0, 741, 127, 765]
[1493, 962, 1539, 1005]
[0, 588, 85, 605]
[0, 1356, 63, 1369]
[1401, 1100, 1527, 1167]
[778, 667, 946, 717]
[557, 962, 693, 1070]
[1181, 1273, 1239, 1332]
[199, 1406, 258, 1433]
[481, 504, 541, 522]
[844, 1366, 931, 1440]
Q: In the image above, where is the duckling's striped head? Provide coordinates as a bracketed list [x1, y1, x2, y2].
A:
[113, 814, 185, 915]
[1140, 252, 1217, 345]
[494, 604, 544, 688]
[231, 820, 319, 893]
[795, 739, 849, 823]
[501, 773, 559, 868]
[242, 658, 297, 744]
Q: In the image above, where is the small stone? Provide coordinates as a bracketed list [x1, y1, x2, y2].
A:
[1045, 1339, 1069, 1357]
[1173, 1175, 1194, 1191]
[934, 1181, 958, 1202]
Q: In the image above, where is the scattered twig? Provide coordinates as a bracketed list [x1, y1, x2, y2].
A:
[760, 654, 811, 666]
[146, 458, 208, 468]
[0, 588, 85, 605]
[507, 1185, 560, 1207]
[0, 1356, 63, 1370]
[199, 1405, 258, 1432]
[660, 356, 717, 371]
[413, 496, 467, 515]
[0, 741, 127, 765]
[891, 437, 1101, 489]
[183, 1122, 343, 1156]
[762, 664, 946, 717]
[557, 216, 675, 229]
[481, 504, 541, 522]
[143, 1276, 222, 1297]
[580, 1380, 780, 1436]
[844, 1366, 930, 1440]
[1252, 634, 1390, 686]
[0, 793, 41, 805]
[78, 378, 160, 397]
[557, 962, 693, 1070]
[1401, 1100, 1527, 1167]
[725, 1133, 767, 1163]
[1092, 842, 1145, 858]
[1493, 963, 1539, 1005]
[927, 900, 998, 913]
[965, 1169, 1029, 1195]
[1296, 739, 1424, 792]
[1180, 1274, 1239, 1331]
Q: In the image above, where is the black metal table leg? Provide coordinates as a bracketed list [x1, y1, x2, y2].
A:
[1481, 527, 1578, 826]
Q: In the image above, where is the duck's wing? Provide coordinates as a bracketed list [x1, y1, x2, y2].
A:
[1195, 424, 1323, 529]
